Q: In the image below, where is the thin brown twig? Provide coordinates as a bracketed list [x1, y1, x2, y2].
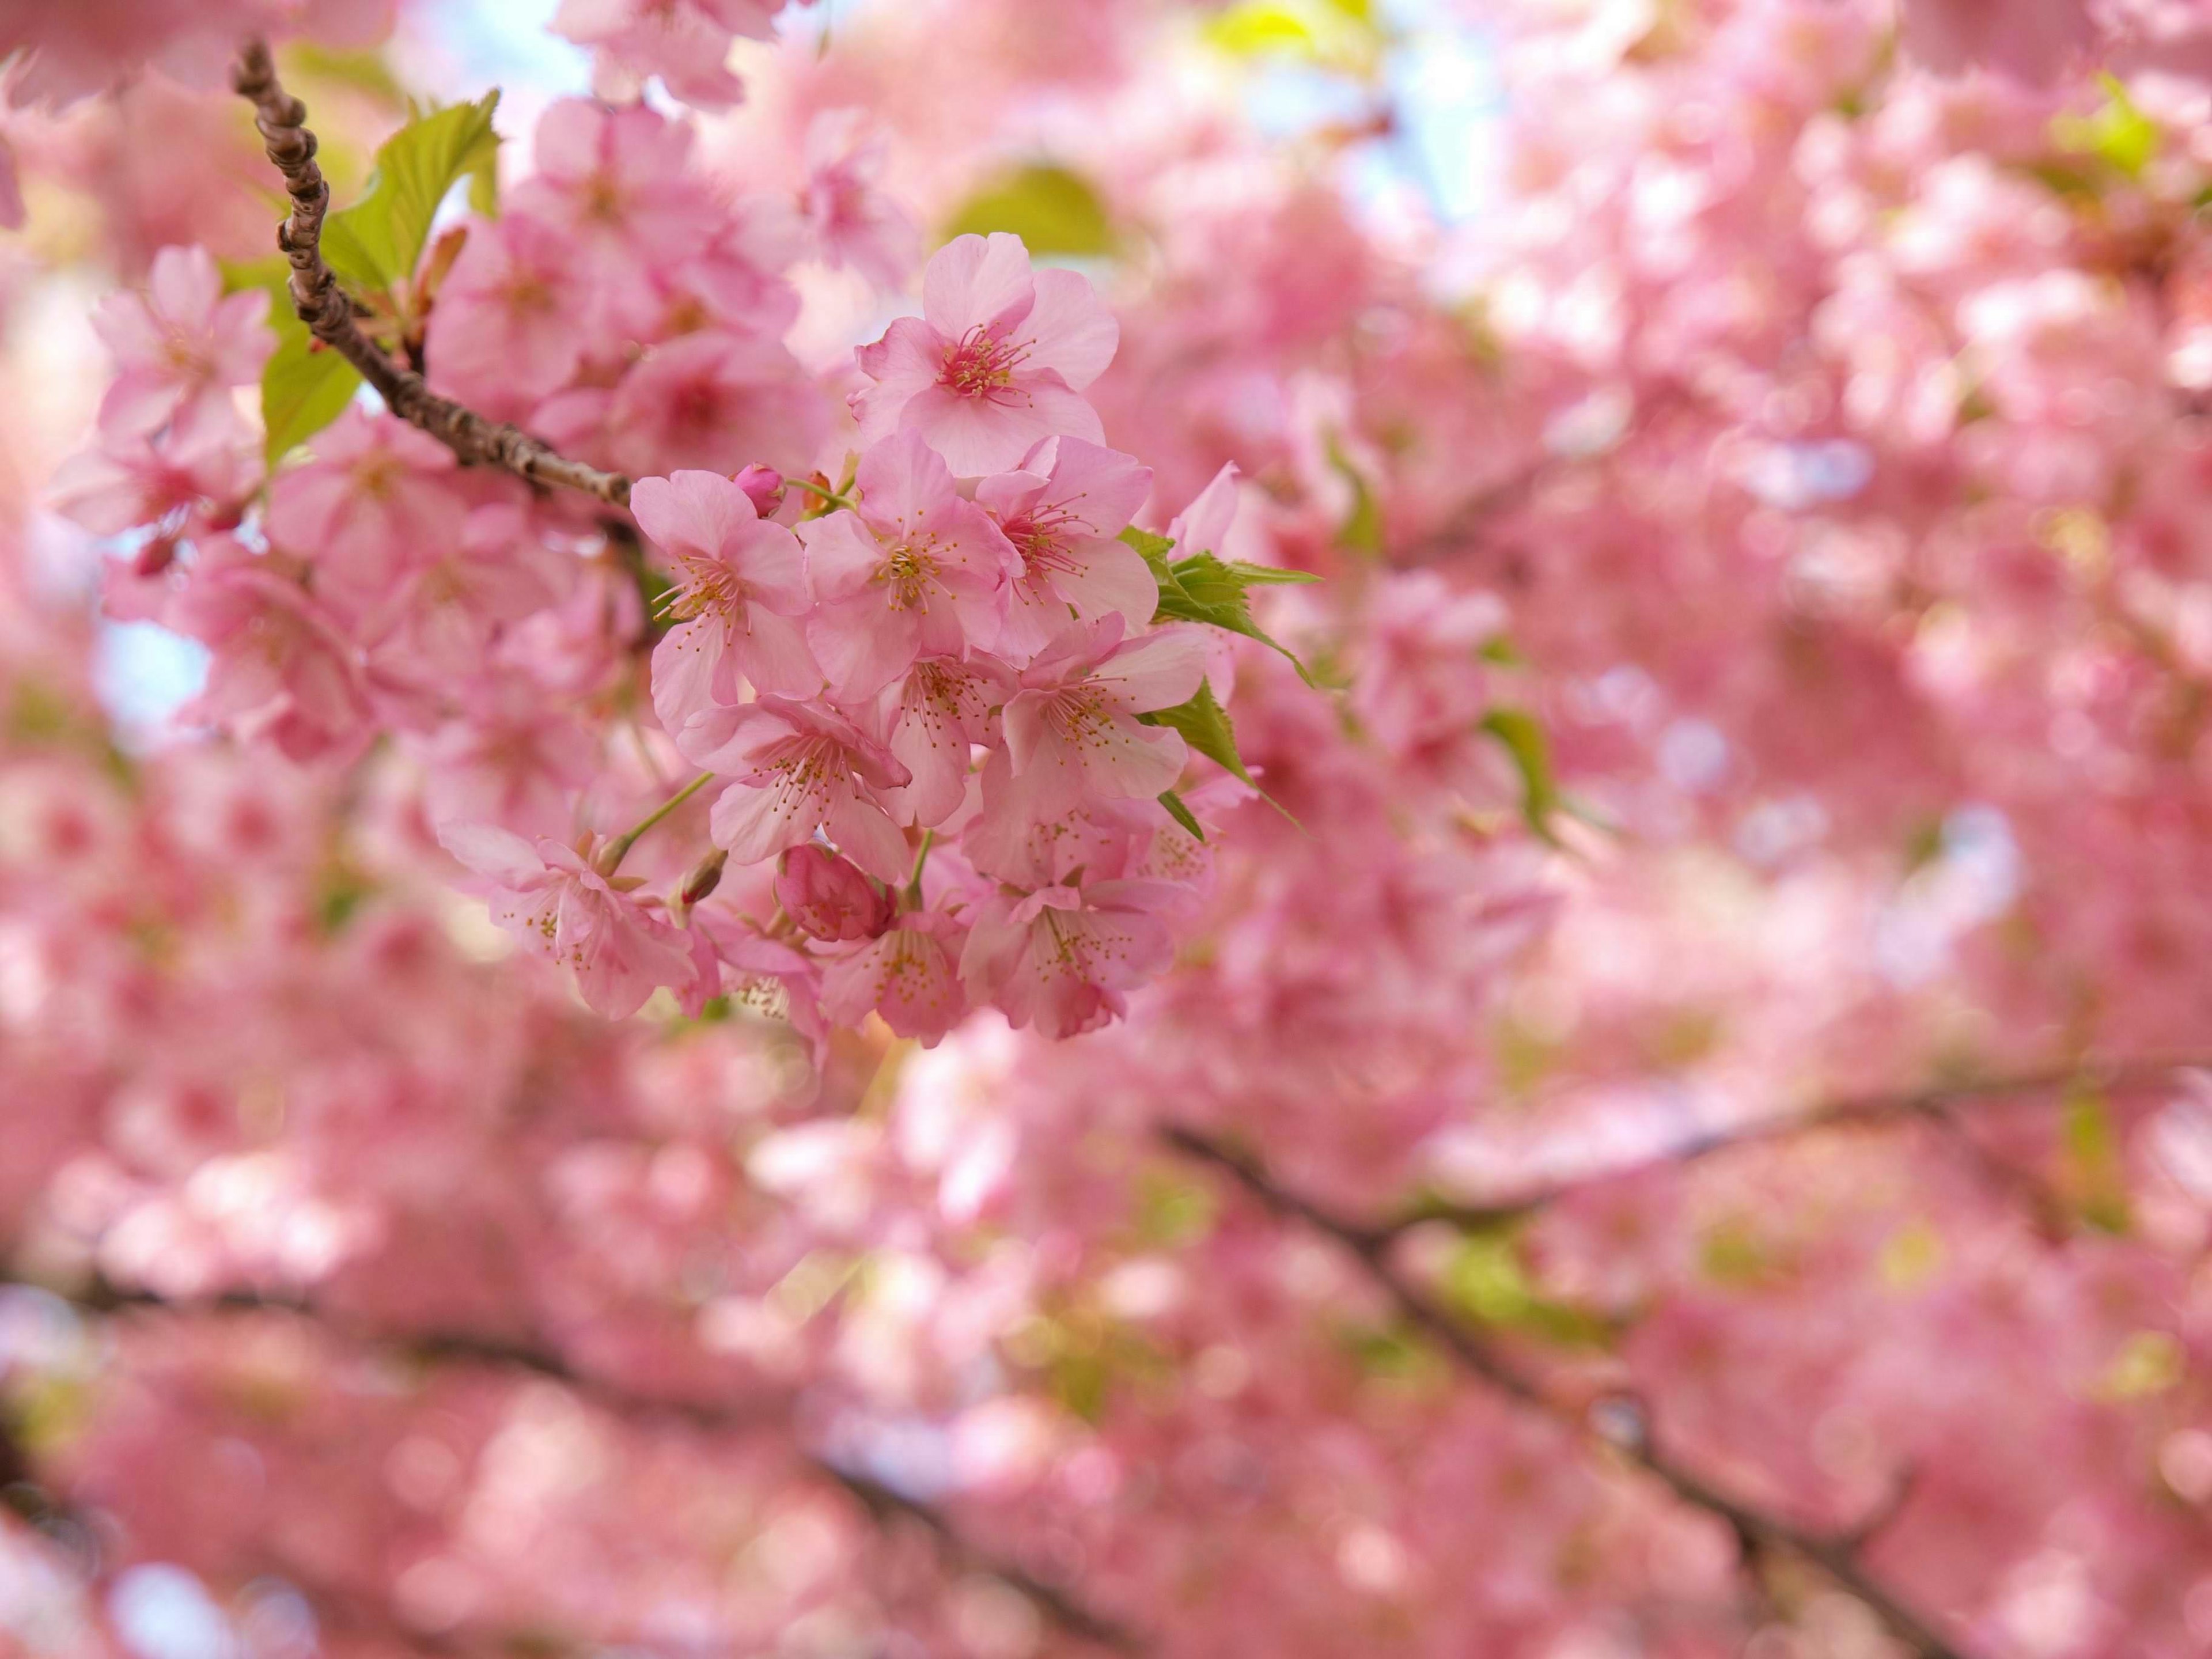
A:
[229, 40, 632, 507]
[1378, 1055, 2212, 1235]
[1159, 1125, 1977, 1659]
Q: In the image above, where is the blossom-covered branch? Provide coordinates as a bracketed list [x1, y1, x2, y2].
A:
[230, 40, 634, 506]
[1161, 1128, 1976, 1659]
[3, 1265, 1146, 1653]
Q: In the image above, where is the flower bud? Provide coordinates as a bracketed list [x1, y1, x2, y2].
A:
[680, 847, 728, 908]
[734, 464, 785, 518]
[777, 844, 893, 941]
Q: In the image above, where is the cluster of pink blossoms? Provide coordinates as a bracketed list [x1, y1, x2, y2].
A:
[54, 69, 1265, 1043]
[493, 228, 1239, 1039]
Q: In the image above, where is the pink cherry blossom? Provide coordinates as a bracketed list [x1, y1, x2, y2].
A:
[634, 469, 820, 735]
[798, 108, 916, 291]
[998, 618, 1208, 823]
[821, 909, 967, 1043]
[798, 430, 1019, 698]
[165, 539, 370, 764]
[507, 99, 711, 338]
[89, 244, 272, 437]
[369, 503, 577, 690]
[959, 876, 1183, 1038]
[609, 331, 821, 478]
[423, 213, 588, 416]
[48, 404, 262, 536]
[413, 688, 599, 837]
[1165, 459, 1241, 559]
[978, 436, 1158, 660]
[263, 410, 467, 611]
[852, 232, 1118, 476]
[878, 653, 1011, 829]
[550, 0, 784, 110]
[677, 695, 914, 882]
[438, 823, 698, 1018]
[775, 843, 893, 942]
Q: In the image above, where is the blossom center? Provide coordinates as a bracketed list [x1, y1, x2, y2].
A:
[876, 536, 942, 610]
[939, 327, 1027, 402]
[661, 552, 745, 626]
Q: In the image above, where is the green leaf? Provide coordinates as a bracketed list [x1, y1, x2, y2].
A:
[1158, 551, 1317, 685]
[1479, 707, 1562, 843]
[1440, 1233, 1615, 1350]
[2062, 1089, 2131, 1235]
[943, 163, 1115, 257]
[1156, 788, 1206, 842]
[1225, 560, 1320, 586]
[1325, 435, 1384, 556]
[1202, 0, 1382, 75]
[322, 92, 502, 295]
[225, 257, 362, 461]
[1118, 526, 1176, 565]
[1141, 680, 1255, 787]
[263, 321, 363, 463]
[2052, 74, 2160, 180]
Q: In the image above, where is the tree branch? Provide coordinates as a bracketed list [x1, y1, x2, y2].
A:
[6, 1267, 1145, 1652]
[821, 1464, 1146, 1652]
[1378, 1055, 2211, 1234]
[1160, 1125, 1979, 1659]
[229, 40, 633, 507]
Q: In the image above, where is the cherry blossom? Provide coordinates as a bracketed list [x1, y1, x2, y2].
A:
[997, 617, 1207, 823]
[438, 823, 697, 1018]
[977, 435, 1158, 659]
[797, 430, 1018, 696]
[959, 874, 1183, 1038]
[633, 468, 819, 732]
[852, 232, 1118, 476]
[679, 694, 913, 882]
[798, 107, 916, 291]
[89, 244, 272, 437]
[550, 0, 786, 109]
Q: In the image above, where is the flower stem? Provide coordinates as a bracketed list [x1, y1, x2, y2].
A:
[601, 772, 715, 875]
[789, 478, 855, 513]
[904, 829, 935, 908]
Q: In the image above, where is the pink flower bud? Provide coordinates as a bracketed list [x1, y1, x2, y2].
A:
[680, 847, 728, 907]
[777, 844, 893, 942]
[734, 464, 786, 518]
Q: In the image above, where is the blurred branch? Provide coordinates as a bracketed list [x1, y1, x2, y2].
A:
[1377, 1054, 2212, 1235]
[1160, 1125, 1978, 1659]
[229, 40, 633, 507]
[823, 1464, 1147, 1653]
[3, 1267, 1146, 1654]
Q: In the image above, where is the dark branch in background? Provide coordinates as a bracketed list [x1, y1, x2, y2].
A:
[1376, 1055, 2212, 1236]
[229, 40, 634, 507]
[825, 1465, 1146, 1652]
[1159, 1126, 1976, 1659]
[1, 1267, 1145, 1654]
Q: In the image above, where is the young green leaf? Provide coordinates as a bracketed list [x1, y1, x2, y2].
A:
[261, 321, 363, 463]
[1226, 561, 1320, 585]
[1157, 789, 1206, 842]
[1140, 680, 1254, 787]
[1158, 551, 1317, 684]
[322, 92, 502, 296]
[1325, 434, 1384, 555]
[224, 257, 362, 461]
[1479, 706, 1562, 843]
[944, 162, 1115, 256]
